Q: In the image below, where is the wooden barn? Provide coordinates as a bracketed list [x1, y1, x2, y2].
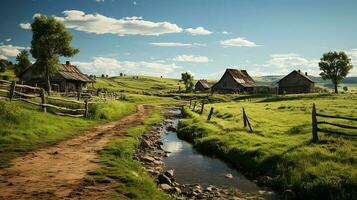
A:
[277, 70, 315, 94]
[194, 80, 212, 91]
[19, 61, 94, 92]
[211, 68, 255, 93]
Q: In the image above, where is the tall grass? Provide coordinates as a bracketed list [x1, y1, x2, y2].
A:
[178, 93, 357, 199]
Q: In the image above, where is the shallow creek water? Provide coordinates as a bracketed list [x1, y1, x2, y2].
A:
[161, 108, 278, 200]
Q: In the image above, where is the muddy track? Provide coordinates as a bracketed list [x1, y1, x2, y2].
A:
[0, 104, 152, 200]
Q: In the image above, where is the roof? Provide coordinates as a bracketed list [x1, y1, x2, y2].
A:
[196, 80, 212, 89]
[58, 63, 94, 82]
[277, 70, 314, 83]
[20, 63, 94, 83]
[226, 68, 255, 87]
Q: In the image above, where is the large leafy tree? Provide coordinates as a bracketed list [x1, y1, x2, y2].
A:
[181, 72, 194, 92]
[15, 50, 32, 77]
[318, 51, 353, 93]
[30, 15, 79, 93]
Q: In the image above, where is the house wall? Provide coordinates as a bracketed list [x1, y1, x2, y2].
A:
[194, 82, 208, 91]
[278, 73, 314, 94]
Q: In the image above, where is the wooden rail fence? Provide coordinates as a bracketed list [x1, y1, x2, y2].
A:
[0, 80, 89, 118]
[312, 103, 357, 142]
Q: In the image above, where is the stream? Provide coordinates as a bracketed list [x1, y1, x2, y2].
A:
[161, 107, 278, 200]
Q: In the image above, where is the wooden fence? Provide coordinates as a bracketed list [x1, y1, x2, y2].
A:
[187, 99, 253, 132]
[0, 80, 89, 118]
[312, 103, 357, 142]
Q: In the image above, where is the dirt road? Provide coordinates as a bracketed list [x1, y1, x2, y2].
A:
[0, 105, 152, 200]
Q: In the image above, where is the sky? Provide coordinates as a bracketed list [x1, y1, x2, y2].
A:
[1, 0, 357, 79]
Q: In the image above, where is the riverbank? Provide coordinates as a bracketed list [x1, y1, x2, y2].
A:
[177, 97, 357, 200]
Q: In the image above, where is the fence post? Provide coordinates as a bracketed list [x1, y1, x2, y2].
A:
[84, 99, 89, 118]
[312, 103, 319, 142]
[207, 107, 214, 120]
[41, 89, 47, 112]
[243, 108, 247, 127]
[192, 101, 196, 111]
[189, 99, 192, 108]
[9, 81, 16, 101]
[200, 100, 205, 114]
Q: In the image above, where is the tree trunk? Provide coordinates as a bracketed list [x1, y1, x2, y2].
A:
[334, 82, 338, 93]
[46, 72, 51, 95]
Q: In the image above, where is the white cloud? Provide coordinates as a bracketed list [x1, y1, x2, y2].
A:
[72, 57, 183, 77]
[149, 42, 205, 47]
[53, 10, 183, 36]
[0, 44, 29, 59]
[185, 27, 212, 35]
[0, 55, 7, 60]
[95, 0, 105, 2]
[5, 38, 11, 42]
[220, 37, 259, 47]
[252, 53, 319, 76]
[19, 22, 31, 30]
[173, 54, 210, 63]
[346, 49, 357, 76]
[222, 31, 231, 35]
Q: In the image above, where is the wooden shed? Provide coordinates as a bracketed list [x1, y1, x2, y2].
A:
[277, 70, 315, 94]
[194, 80, 213, 91]
[211, 68, 255, 93]
[19, 61, 94, 92]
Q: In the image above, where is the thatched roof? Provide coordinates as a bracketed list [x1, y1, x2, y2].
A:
[226, 68, 255, 87]
[20, 62, 94, 83]
[277, 70, 314, 83]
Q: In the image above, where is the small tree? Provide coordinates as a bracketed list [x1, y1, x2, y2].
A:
[318, 51, 353, 93]
[30, 15, 79, 93]
[0, 59, 6, 72]
[343, 86, 348, 92]
[181, 72, 194, 92]
[15, 50, 32, 77]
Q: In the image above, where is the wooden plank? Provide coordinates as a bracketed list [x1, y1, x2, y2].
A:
[318, 121, 357, 130]
[46, 96, 84, 104]
[14, 91, 40, 98]
[19, 98, 41, 106]
[9, 81, 16, 101]
[316, 113, 357, 122]
[318, 128, 357, 137]
[54, 112, 84, 118]
[0, 80, 11, 84]
[207, 107, 214, 121]
[43, 103, 85, 112]
[0, 88, 9, 94]
[15, 84, 42, 91]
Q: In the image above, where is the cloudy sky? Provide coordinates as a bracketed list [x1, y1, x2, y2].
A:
[1, 0, 357, 78]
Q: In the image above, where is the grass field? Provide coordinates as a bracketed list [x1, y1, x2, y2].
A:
[0, 99, 136, 167]
[178, 93, 357, 199]
[94, 75, 184, 94]
[87, 106, 171, 200]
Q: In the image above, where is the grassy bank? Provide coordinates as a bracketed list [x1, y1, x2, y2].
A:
[86, 106, 171, 200]
[0, 99, 136, 167]
[177, 93, 357, 200]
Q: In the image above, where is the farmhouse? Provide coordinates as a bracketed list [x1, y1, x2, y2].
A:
[211, 68, 255, 93]
[19, 61, 94, 92]
[194, 80, 213, 91]
[277, 70, 315, 94]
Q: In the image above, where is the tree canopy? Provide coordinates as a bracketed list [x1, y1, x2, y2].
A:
[30, 14, 79, 92]
[15, 50, 32, 77]
[319, 51, 353, 93]
[181, 72, 194, 92]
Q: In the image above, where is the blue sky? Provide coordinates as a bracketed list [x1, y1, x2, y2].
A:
[1, 0, 357, 78]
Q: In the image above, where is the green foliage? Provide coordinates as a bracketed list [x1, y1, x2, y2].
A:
[0, 100, 135, 167]
[15, 50, 31, 76]
[181, 72, 194, 92]
[319, 51, 353, 93]
[178, 94, 357, 199]
[89, 107, 170, 199]
[30, 14, 79, 91]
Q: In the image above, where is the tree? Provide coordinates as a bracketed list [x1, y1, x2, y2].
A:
[0, 59, 6, 72]
[181, 72, 194, 92]
[15, 50, 32, 77]
[343, 86, 348, 92]
[30, 15, 79, 93]
[318, 51, 353, 93]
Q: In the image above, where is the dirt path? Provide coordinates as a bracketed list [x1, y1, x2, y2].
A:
[0, 105, 152, 200]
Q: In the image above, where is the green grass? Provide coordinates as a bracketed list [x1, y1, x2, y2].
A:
[178, 93, 357, 199]
[87, 106, 171, 200]
[0, 99, 136, 167]
[94, 75, 184, 94]
[0, 69, 17, 80]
